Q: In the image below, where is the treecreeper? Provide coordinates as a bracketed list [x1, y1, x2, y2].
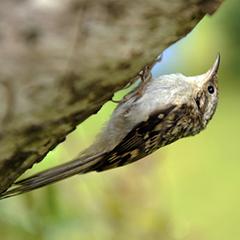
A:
[1, 53, 220, 199]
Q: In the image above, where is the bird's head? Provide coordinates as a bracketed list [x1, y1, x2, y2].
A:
[193, 53, 220, 127]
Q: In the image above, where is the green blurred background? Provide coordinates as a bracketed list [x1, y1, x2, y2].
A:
[1, 1, 240, 239]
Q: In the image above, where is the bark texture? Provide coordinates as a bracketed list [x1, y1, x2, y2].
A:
[0, 0, 225, 194]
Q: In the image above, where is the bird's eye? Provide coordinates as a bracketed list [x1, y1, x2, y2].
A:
[207, 86, 214, 94]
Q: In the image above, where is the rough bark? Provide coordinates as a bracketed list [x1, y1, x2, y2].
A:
[0, 0, 225, 194]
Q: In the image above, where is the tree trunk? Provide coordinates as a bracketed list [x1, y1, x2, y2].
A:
[0, 0, 225, 194]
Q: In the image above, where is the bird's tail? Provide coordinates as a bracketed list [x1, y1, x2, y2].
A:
[0, 153, 105, 200]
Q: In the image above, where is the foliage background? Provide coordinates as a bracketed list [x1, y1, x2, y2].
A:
[0, 0, 239, 239]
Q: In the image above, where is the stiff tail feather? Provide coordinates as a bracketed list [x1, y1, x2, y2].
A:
[0, 153, 105, 199]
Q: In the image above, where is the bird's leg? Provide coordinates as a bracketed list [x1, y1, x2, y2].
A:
[112, 54, 162, 103]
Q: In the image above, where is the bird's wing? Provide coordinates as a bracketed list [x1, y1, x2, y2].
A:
[92, 103, 180, 171]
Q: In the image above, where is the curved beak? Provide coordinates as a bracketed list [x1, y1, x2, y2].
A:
[208, 53, 220, 78]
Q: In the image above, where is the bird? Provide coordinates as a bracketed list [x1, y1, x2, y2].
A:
[0, 53, 220, 199]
